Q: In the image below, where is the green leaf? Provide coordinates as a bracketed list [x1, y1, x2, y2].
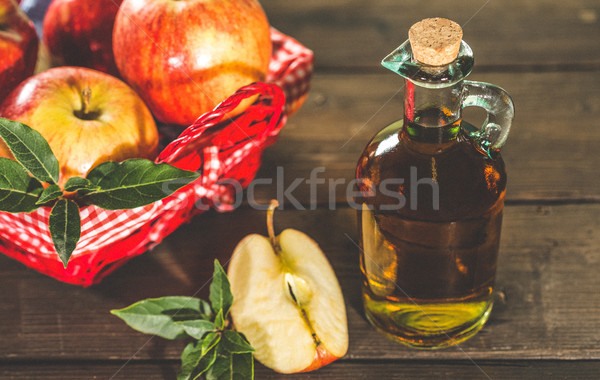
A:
[110, 296, 211, 340]
[64, 176, 98, 192]
[210, 260, 233, 318]
[0, 117, 59, 185]
[214, 309, 225, 330]
[179, 342, 202, 380]
[197, 298, 214, 320]
[178, 341, 218, 380]
[36, 184, 63, 205]
[221, 331, 254, 354]
[0, 157, 44, 212]
[206, 347, 254, 380]
[176, 319, 216, 340]
[202, 332, 221, 356]
[80, 159, 199, 210]
[165, 298, 213, 321]
[110, 265, 254, 379]
[232, 352, 254, 380]
[48, 198, 81, 268]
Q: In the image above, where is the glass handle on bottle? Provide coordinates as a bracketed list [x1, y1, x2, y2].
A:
[462, 81, 515, 156]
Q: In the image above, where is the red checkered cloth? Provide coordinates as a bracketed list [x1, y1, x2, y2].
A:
[0, 29, 313, 286]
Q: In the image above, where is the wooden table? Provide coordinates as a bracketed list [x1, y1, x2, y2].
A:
[2, 1, 599, 378]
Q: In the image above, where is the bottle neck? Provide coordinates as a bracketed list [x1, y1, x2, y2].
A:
[403, 78, 463, 144]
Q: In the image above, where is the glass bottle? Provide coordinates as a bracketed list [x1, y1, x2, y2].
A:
[355, 19, 514, 349]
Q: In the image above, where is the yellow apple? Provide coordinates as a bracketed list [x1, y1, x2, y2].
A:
[0, 66, 159, 187]
[227, 201, 349, 373]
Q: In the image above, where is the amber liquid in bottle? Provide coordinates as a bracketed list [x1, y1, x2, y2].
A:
[356, 108, 506, 348]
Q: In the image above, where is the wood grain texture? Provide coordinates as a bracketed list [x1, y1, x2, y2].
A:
[1, 360, 599, 380]
[1, 204, 598, 362]
[262, 0, 600, 69]
[2, 1, 598, 378]
[250, 71, 600, 205]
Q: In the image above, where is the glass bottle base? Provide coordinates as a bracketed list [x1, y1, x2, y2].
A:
[363, 289, 493, 349]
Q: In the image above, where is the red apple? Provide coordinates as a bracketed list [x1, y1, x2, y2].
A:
[42, 0, 123, 76]
[113, 0, 272, 126]
[0, 0, 38, 103]
[0, 66, 159, 187]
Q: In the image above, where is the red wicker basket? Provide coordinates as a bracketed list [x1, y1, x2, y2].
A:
[0, 28, 313, 286]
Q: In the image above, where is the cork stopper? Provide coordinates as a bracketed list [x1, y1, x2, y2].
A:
[408, 18, 462, 66]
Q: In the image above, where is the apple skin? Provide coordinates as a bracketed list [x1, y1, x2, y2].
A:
[301, 345, 339, 373]
[0, 66, 159, 187]
[42, 0, 123, 76]
[0, 0, 38, 103]
[113, 0, 272, 126]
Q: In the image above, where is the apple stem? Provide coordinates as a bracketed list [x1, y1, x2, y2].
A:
[267, 199, 281, 254]
[81, 86, 92, 115]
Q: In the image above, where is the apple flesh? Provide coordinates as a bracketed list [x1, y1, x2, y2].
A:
[42, 0, 123, 76]
[113, 0, 272, 126]
[228, 201, 349, 373]
[0, 0, 38, 103]
[0, 66, 159, 187]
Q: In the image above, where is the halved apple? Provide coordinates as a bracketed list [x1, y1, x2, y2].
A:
[227, 200, 348, 373]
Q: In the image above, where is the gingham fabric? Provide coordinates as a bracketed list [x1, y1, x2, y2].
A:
[268, 29, 314, 115]
[0, 29, 313, 286]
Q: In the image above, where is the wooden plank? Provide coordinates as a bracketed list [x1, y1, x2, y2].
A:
[262, 0, 600, 69]
[0, 362, 180, 380]
[251, 70, 600, 205]
[1, 360, 599, 379]
[0, 204, 598, 361]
